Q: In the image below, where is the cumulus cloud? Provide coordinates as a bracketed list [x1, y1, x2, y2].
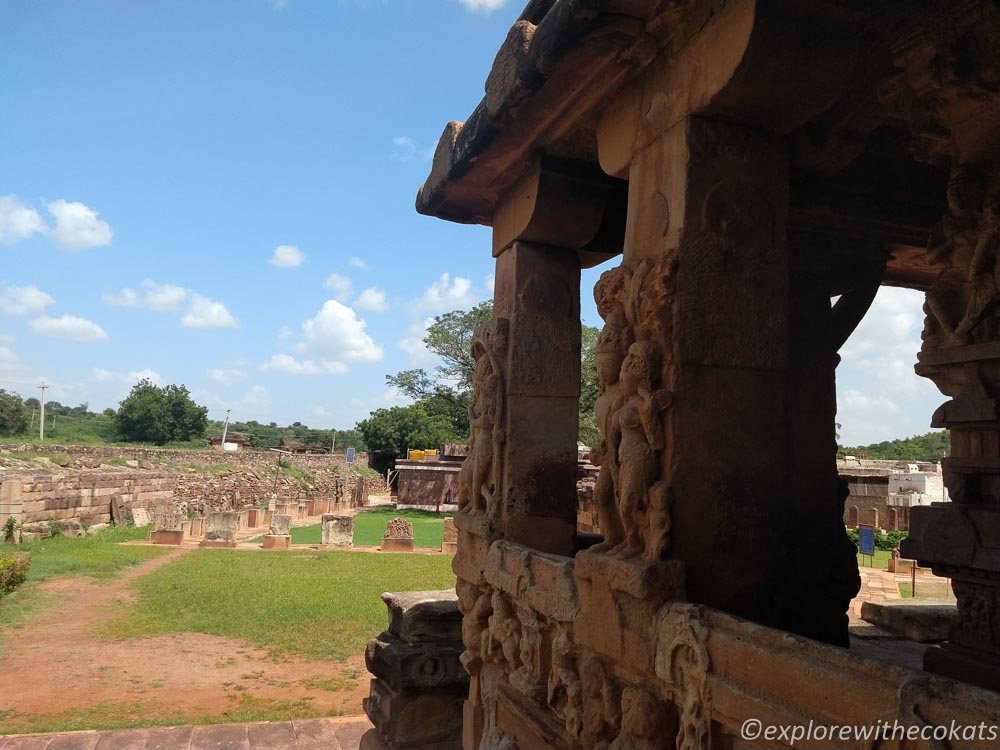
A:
[207, 367, 248, 385]
[0, 346, 24, 373]
[269, 244, 305, 268]
[392, 136, 435, 162]
[348, 256, 369, 271]
[397, 317, 435, 363]
[30, 315, 108, 341]
[0, 196, 46, 245]
[182, 295, 239, 329]
[355, 287, 389, 313]
[47, 199, 113, 251]
[414, 272, 478, 312]
[93, 367, 163, 385]
[0, 284, 54, 315]
[299, 300, 383, 363]
[103, 279, 238, 329]
[259, 354, 347, 375]
[324, 273, 353, 303]
[454, 0, 509, 11]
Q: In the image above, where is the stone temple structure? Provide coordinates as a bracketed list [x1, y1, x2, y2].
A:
[403, 0, 1000, 748]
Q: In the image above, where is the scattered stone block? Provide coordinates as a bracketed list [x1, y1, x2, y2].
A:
[86, 522, 110, 536]
[381, 590, 462, 643]
[201, 511, 239, 547]
[321, 514, 354, 547]
[262, 535, 291, 550]
[442, 516, 457, 554]
[269, 513, 292, 535]
[382, 517, 414, 553]
[860, 601, 957, 642]
[149, 529, 184, 545]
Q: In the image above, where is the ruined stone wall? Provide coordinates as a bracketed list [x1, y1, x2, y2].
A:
[396, 460, 462, 506]
[0, 444, 369, 471]
[0, 471, 176, 525]
[576, 475, 599, 534]
[844, 494, 910, 531]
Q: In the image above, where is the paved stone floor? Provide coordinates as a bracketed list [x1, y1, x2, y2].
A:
[848, 567, 903, 619]
[0, 716, 371, 750]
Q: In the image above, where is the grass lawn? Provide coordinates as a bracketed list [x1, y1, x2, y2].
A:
[1, 526, 168, 583]
[352, 507, 445, 549]
[258, 508, 448, 548]
[106, 548, 455, 661]
[856, 550, 891, 570]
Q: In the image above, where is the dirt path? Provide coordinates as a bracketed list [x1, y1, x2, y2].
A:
[0, 550, 368, 733]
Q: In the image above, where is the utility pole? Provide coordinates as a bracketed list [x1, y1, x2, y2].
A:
[220, 409, 231, 449]
[38, 381, 48, 441]
[331, 430, 336, 454]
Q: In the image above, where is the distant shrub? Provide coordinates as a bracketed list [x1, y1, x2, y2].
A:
[3, 516, 17, 543]
[845, 526, 907, 552]
[0, 552, 30, 597]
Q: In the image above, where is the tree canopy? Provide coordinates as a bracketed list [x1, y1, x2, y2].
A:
[839, 430, 950, 461]
[357, 403, 456, 459]
[0, 390, 30, 437]
[115, 380, 208, 445]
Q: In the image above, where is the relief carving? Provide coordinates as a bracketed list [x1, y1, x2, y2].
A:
[655, 606, 711, 750]
[458, 319, 508, 519]
[457, 580, 493, 675]
[546, 626, 583, 741]
[609, 686, 675, 750]
[580, 657, 621, 750]
[590, 257, 677, 561]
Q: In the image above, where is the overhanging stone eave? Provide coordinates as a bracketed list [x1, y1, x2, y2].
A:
[415, 5, 662, 226]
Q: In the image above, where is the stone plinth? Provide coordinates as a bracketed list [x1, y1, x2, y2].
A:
[199, 539, 237, 549]
[246, 508, 264, 528]
[321, 514, 354, 547]
[203, 511, 239, 543]
[269, 513, 292, 536]
[362, 590, 466, 750]
[149, 529, 183, 546]
[188, 516, 205, 537]
[262, 534, 291, 550]
[297, 502, 308, 520]
[381, 517, 414, 553]
[275, 502, 294, 518]
[442, 517, 457, 554]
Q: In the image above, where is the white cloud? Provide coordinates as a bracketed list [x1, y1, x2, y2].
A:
[484, 273, 495, 295]
[207, 367, 248, 384]
[239, 385, 271, 411]
[47, 199, 113, 251]
[181, 295, 239, 329]
[92, 367, 162, 385]
[0, 346, 23, 372]
[30, 315, 108, 341]
[348, 256, 369, 271]
[398, 317, 435, 363]
[259, 354, 347, 375]
[277, 326, 294, 342]
[392, 136, 435, 162]
[324, 273, 353, 303]
[298, 300, 383, 364]
[414, 272, 478, 312]
[0, 284, 55, 315]
[455, 0, 509, 11]
[0, 196, 46, 245]
[270, 244, 305, 268]
[355, 287, 389, 313]
[104, 280, 238, 329]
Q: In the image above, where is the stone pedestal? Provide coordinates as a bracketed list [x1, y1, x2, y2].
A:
[201, 511, 239, 547]
[382, 538, 414, 553]
[149, 529, 183, 545]
[382, 517, 414, 553]
[262, 534, 291, 550]
[361, 590, 466, 750]
[441, 517, 457, 554]
[269, 513, 292, 536]
[321, 514, 354, 547]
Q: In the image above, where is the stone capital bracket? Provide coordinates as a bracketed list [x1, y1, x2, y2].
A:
[491, 157, 627, 264]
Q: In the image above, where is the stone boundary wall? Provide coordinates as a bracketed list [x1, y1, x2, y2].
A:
[0, 444, 369, 471]
[844, 494, 910, 531]
[0, 471, 176, 526]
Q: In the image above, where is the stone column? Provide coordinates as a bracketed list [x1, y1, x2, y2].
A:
[492, 241, 581, 556]
[582, 114, 856, 645]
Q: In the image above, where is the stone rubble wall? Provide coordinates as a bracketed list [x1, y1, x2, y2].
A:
[0, 443, 369, 471]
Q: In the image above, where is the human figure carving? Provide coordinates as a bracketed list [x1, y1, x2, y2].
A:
[609, 687, 672, 750]
[547, 627, 583, 740]
[580, 658, 620, 750]
[459, 340, 500, 515]
[487, 591, 521, 670]
[614, 341, 672, 558]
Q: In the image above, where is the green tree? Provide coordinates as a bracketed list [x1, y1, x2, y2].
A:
[0, 390, 30, 436]
[115, 379, 208, 445]
[357, 403, 456, 458]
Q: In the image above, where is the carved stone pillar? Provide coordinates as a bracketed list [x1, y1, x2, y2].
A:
[584, 113, 856, 645]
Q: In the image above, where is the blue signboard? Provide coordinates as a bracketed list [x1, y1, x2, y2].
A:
[858, 525, 875, 556]
[346, 447, 355, 466]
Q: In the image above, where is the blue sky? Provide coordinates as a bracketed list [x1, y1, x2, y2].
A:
[1, 0, 942, 445]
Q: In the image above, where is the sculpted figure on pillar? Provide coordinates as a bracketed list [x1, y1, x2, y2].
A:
[589, 267, 633, 551]
[457, 320, 507, 518]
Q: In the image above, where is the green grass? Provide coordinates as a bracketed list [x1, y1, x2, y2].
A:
[0, 694, 346, 735]
[352, 507, 445, 549]
[105, 548, 455, 661]
[1, 526, 168, 583]
[857, 550, 891, 570]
